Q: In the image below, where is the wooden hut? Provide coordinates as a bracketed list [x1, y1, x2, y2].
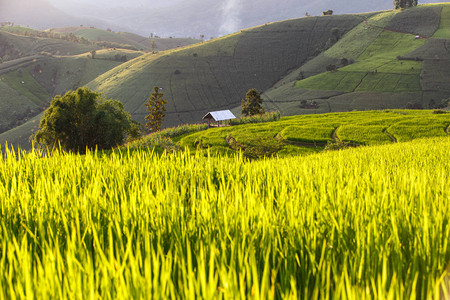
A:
[202, 110, 236, 127]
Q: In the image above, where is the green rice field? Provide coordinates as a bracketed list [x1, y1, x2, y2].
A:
[0, 135, 449, 299]
[168, 110, 450, 157]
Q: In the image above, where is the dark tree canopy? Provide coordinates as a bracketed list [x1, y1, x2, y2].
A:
[241, 88, 265, 117]
[34, 87, 140, 153]
[145, 86, 167, 132]
[394, 0, 418, 9]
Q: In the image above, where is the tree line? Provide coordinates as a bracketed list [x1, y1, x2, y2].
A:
[34, 86, 269, 153]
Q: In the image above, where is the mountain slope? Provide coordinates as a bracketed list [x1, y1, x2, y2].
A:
[0, 28, 148, 135]
[3, 4, 450, 150]
[0, 25, 200, 138]
[87, 14, 365, 127]
[263, 4, 450, 114]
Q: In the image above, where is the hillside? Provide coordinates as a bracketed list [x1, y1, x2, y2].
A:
[87, 5, 450, 127]
[3, 4, 450, 150]
[0, 27, 148, 137]
[49, 27, 201, 51]
[263, 4, 450, 113]
[0, 24, 201, 143]
[130, 110, 450, 158]
[87, 14, 365, 127]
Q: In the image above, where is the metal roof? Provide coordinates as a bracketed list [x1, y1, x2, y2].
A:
[202, 110, 236, 121]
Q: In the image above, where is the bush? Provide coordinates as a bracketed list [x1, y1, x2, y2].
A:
[433, 109, 448, 114]
[405, 102, 423, 109]
[230, 111, 280, 125]
[34, 87, 140, 153]
[324, 140, 354, 151]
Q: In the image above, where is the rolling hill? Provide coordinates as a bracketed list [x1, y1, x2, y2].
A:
[86, 4, 450, 126]
[49, 27, 201, 51]
[86, 14, 366, 127]
[2, 4, 450, 150]
[0, 27, 145, 144]
[0, 26, 200, 147]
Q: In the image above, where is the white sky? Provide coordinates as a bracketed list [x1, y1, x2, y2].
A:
[46, 0, 182, 9]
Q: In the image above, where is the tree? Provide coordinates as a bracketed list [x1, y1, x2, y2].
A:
[151, 40, 156, 52]
[241, 88, 264, 117]
[34, 87, 140, 153]
[145, 86, 167, 132]
[394, 0, 418, 9]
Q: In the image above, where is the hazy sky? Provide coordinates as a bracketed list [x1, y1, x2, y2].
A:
[3, 0, 450, 37]
[46, 0, 183, 9]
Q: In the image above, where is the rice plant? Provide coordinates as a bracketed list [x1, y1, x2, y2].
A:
[0, 136, 449, 299]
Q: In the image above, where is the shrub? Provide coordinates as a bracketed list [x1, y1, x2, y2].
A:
[230, 111, 280, 126]
[433, 109, 448, 114]
[324, 140, 354, 151]
[34, 87, 140, 153]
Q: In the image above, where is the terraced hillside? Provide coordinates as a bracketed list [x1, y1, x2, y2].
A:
[3, 5, 450, 150]
[88, 4, 450, 130]
[130, 110, 450, 158]
[0, 28, 147, 136]
[0, 29, 102, 59]
[265, 4, 450, 113]
[88, 14, 365, 127]
[0, 51, 143, 133]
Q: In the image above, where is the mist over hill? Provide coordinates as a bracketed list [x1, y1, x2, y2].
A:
[2, 0, 448, 37]
[0, 0, 114, 31]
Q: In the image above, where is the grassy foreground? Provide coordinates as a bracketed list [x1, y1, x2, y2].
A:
[1, 137, 450, 299]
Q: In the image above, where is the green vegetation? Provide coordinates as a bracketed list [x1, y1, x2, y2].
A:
[230, 111, 281, 125]
[266, 4, 447, 114]
[297, 31, 426, 93]
[145, 86, 167, 132]
[390, 124, 450, 142]
[4, 4, 450, 150]
[337, 125, 392, 145]
[50, 27, 201, 52]
[358, 31, 425, 61]
[139, 110, 450, 158]
[86, 14, 363, 128]
[324, 11, 398, 60]
[34, 88, 140, 153]
[1, 69, 50, 108]
[0, 136, 449, 298]
[241, 88, 264, 116]
[0, 29, 144, 135]
[394, 0, 418, 11]
[433, 6, 450, 38]
[279, 126, 335, 143]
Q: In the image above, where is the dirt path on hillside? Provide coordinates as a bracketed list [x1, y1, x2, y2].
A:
[383, 127, 398, 143]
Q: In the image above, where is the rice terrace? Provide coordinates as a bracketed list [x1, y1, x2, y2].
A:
[1, 0, 450, 299]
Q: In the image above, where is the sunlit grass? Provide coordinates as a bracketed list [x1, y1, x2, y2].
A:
[0, 136, 449, 298]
